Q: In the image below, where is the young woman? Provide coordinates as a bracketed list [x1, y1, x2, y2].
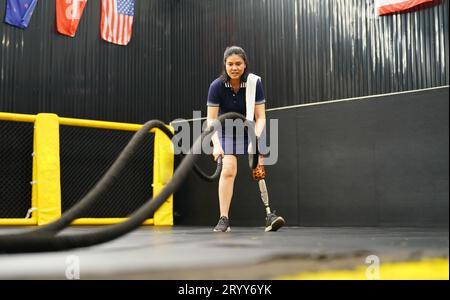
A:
[206, 46, 285, 232]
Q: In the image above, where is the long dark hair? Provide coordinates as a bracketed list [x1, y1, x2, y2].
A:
[221, 46, 249, 82]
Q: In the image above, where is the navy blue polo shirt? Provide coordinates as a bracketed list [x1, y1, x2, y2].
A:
[207, 76, 266, 117]
[207, 76, 266, 152]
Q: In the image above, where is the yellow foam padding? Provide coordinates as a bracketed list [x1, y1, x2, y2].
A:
[0, 112, 36, 123]
[35, 114, 62, 225]
[275, 258, 449, 280]
[31, 125, 38, 222]
[0, 219, 36, 225]
[153, 127, 175, 225]
[59, 117, 142, 131]
[0, 113, 37, 225]
[71, 218, 154, 225]
[59, 117, 169, 134]
[0, 114, 173, 226]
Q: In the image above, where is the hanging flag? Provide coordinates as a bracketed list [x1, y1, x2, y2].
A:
[100, 0, 135, 46]
[56, 0, 88, 37]
[4, 0, 38, 29]
[375, 0, 436, 16]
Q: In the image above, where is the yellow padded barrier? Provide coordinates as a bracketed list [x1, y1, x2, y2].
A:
[0, 219, 36, 225]
[153, 127, 175, 225]
[34, 114, 62, 225]
[59, 117, 141, 131]
[0, 113, 174, 226]
[0, 112, 36, 123]
[72, 218, 154, 225]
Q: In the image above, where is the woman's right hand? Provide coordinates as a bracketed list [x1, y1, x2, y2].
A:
[213, 145, 225, 161]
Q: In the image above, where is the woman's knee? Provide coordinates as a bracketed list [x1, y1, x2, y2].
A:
[221, 166, 237, 178]
[221, 156, 237, 178]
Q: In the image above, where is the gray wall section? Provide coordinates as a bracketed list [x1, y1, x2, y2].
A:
[0, 0, 449, 123]
[174, 87, 449, 227]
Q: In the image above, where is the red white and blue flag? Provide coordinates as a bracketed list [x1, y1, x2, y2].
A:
[4, 0, 38, 29]
[375, 0, 436, 16]
[100, 0, 134, 46]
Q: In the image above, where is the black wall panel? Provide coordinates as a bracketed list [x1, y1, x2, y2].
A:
[175, 87, 449, 227]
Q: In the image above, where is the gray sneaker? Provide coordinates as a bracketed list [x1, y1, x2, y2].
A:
[213, 216, 231, 232]
[265, 211, 285, 232]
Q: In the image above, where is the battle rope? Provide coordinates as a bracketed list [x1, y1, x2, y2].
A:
[0, 112, 252, 253]
[192, 156, 223, 182]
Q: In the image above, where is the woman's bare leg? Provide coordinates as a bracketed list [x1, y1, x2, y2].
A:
[218, 155, 237, 217]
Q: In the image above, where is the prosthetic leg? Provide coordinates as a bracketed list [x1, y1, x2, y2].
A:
[253, 165, 285, 231]
[258, 179, 271, 215]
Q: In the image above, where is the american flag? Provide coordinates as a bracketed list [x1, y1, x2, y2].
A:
[101, 0, 135, 46]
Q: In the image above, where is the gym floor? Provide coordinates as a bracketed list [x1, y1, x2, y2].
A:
[0, 226, 447, 279]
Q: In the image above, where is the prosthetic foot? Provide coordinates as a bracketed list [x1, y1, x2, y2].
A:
[253, 165, 285, 231]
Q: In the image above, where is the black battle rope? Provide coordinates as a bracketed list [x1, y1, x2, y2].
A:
[192, 156, 223, 182]
[0, 112, 254, 253]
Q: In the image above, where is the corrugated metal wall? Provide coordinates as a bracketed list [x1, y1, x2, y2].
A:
[1, 0, 448, 123]
[171, 0, 449, 120]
